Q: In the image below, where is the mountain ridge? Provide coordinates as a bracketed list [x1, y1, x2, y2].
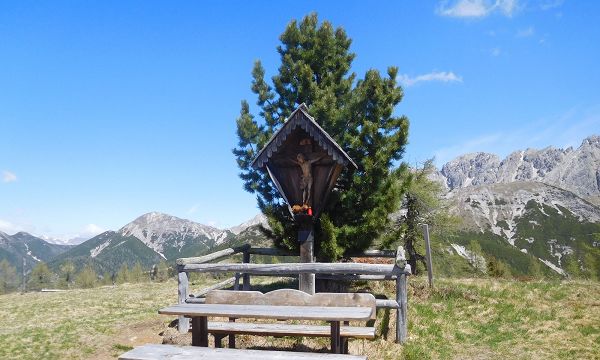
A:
[437, 135, 600, 205]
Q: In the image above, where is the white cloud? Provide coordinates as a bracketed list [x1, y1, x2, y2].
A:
[437, 0, 519, 18]
[0, 219, 22, 234]
[490, 47, 501, 56]
[398, 71, 463, 87]
[432, 105, 600, 166]
[0, 217, 104, 244]
[2, 171, 17, 183]
[82, 224, 104, 235]
[516, 26, 535, 37]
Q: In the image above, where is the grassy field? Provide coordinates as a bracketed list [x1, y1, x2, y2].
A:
[0, 277, 598, 359]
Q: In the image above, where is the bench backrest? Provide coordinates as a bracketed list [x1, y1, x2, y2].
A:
[206, 289, 376, 320]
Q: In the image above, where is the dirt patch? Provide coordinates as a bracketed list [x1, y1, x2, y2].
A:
[90, 318, 167, 359]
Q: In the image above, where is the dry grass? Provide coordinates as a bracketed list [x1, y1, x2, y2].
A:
[0, 277, 599, 359]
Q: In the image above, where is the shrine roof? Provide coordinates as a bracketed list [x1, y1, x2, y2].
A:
[251, 103, 357, 170]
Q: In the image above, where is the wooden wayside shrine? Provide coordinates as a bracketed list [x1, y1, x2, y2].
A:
[251, 104, 357, 294]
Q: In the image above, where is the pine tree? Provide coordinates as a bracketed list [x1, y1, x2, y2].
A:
[28, 262, 54, 290]
[116, 264, 130, 284]
[0, 260, 18, 294]
[487, 257, 510, 278]
[75, 264, 97, 288]
[102, 271, 114, 286]
[527, 256, 543, 278]
[59, 261, 76, 288]
[156, 260, 169, 282]
[564, 255, 581, 279]
[382, 160, 458, 274]
[130, 262, 145, 283]
[233, 13, 409, 260]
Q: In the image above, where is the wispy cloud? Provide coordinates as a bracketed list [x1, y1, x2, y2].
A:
[437, 0, 519, 18]
[516, 26, 535, 37]
[540, 0, 564, 10]
[82, 224, 104, 236]
[398, 71, 463, 87]
[432, 105, 600, 166]
[2, 171, 17, 183]
[187, 204, 200, 214]
[490, 47, 501, 56]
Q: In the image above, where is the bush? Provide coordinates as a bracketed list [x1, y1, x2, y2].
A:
[75, 264, 97, 288]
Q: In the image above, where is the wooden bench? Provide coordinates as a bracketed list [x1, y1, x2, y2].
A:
[202, 289, 376, 353]
[119, 344, 367, 360]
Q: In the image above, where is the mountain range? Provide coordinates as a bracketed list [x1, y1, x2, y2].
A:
[434, 135, 600, 278]
[1, 135, 598, 278]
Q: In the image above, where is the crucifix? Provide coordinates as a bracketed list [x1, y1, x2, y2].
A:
[290, 152, 324, 207]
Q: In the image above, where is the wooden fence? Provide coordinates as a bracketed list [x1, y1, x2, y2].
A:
[176, 245, 411, 343]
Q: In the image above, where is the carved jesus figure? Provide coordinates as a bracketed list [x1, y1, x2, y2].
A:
[291, 152, 324, 206]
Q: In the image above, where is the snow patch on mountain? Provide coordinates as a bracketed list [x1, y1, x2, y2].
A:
[540, 258, 567, 276]
[90, 240, 111, 258]
[451, 243, 486, 271]
[449, 182, 600, 236]
[24, 243, 41, 262]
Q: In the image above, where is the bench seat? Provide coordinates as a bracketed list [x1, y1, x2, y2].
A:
[207, 321, 375, 339]
[119, 344, 367, 360]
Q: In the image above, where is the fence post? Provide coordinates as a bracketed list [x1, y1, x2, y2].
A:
[396, 273, 408, 343]
[242, 250, 251, 291]
[422, 224, 434, 288]
[177, 267, 190, 333]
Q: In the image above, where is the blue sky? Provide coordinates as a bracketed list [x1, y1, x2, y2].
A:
[1, 0, 599, 241]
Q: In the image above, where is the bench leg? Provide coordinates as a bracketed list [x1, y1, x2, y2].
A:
[214, 334, 225, 348]
[330, 321, 341, 354]
[228, 318, 236, 348]
[191, 316, 208, 347]
[341, 337, 348, 354]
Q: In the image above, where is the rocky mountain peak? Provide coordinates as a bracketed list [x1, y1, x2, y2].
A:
[118, 212, 231, 259]
[229, 213, 269, 235]
[438, 134, 600, 204]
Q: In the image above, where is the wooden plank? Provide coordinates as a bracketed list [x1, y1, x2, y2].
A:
[205, 289, 376, 319]
[248, 247, 296, 256]
[376, 299, 400, 309]
[316, 274, 397, 281]
[249, 247, 397, 258]
[396, 274, 408, 344]
[118, 344, 367, 360]
[190, 277, 236, 298]
[348, 249, 397, 258]
[178, 271, 190, 333]
[205, 321, 375, 339]
[181, 262, 405, 276]
[186, 297, 206, 304]
[242, 251, 251, 291]
[159, 303, 373, 322]
[176, 245, 250, 266]
[422, 224, 434, 288]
